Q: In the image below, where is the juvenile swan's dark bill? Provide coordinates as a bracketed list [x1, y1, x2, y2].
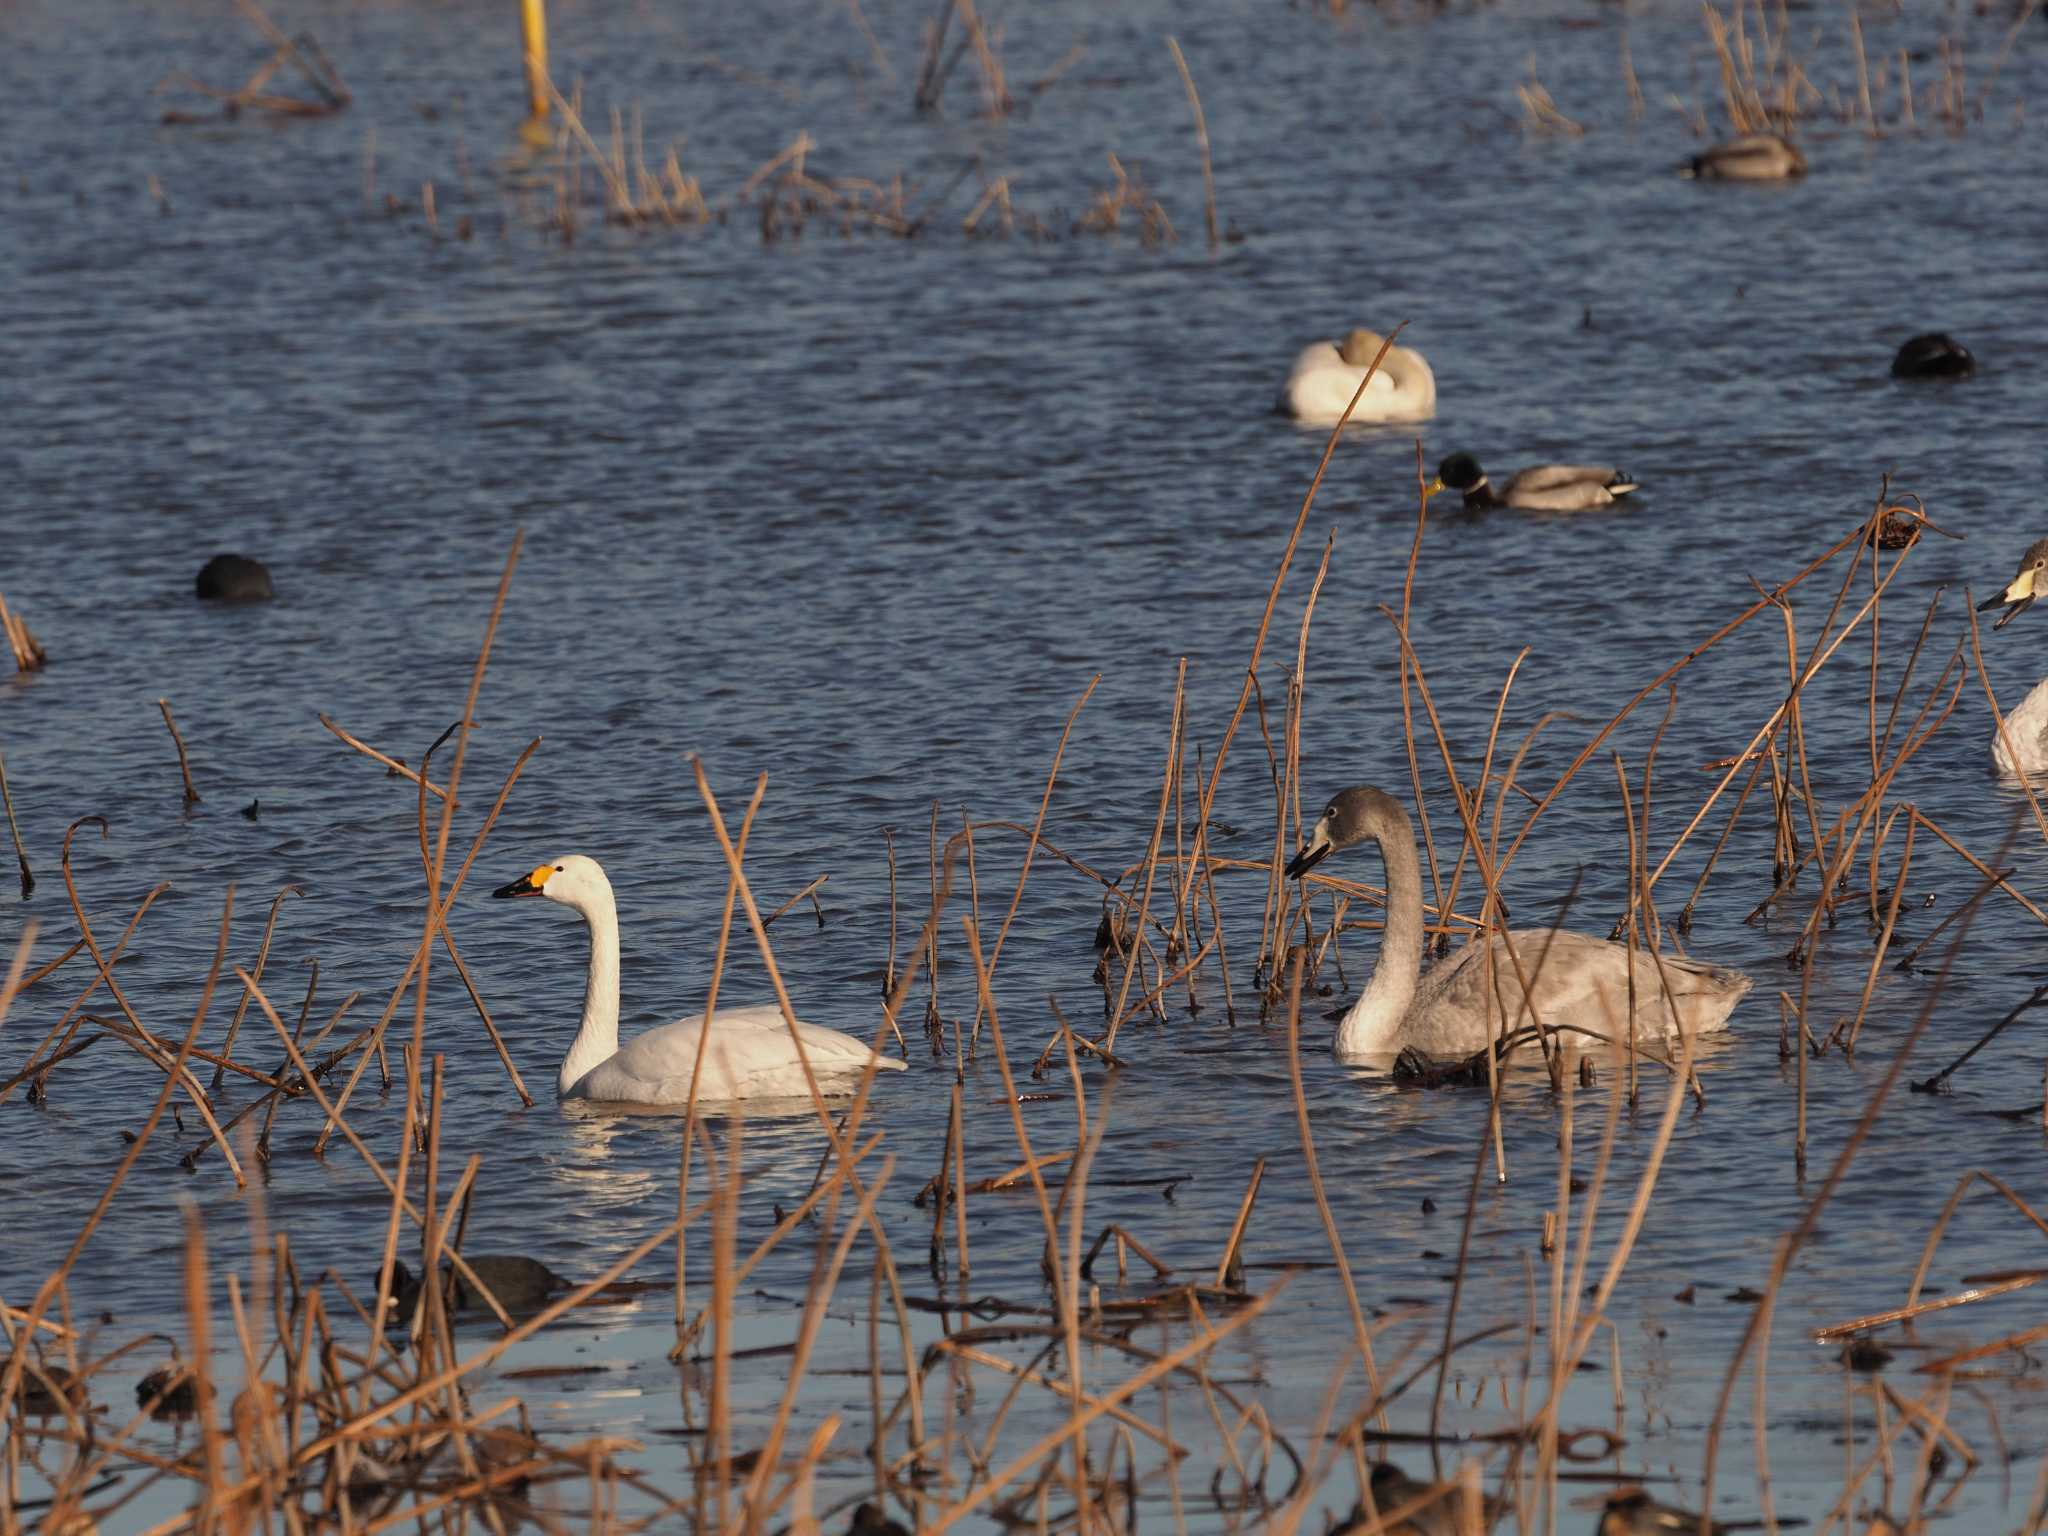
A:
[492, 871, 545, 898]
[1284, 837, 1332, 880]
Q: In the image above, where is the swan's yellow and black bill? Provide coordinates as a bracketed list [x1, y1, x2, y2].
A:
[492, 864, 554, 899]
[1979, 569, 2037, 630]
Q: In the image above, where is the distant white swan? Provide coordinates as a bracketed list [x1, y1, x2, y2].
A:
[1285, 786, 1752, 1059]
[493, 855, 907, 1103]
[1281, 329, 1436, 426]
[1430, 452, 1638, 513]
[1978, 539, 2048, 775]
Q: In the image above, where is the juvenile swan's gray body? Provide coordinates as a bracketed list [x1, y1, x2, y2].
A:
[1286, 786, 1752, 1059]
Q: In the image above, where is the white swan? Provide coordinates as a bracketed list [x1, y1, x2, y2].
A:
[1281, 329, 1436, 426]
[492, 855, 907, 1103]
[1430, 451, 1638, 513]
[1978, 539, 2048, 775]
[1284, 786, 1752, 1059]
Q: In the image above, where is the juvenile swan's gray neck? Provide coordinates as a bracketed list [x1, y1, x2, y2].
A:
[1335, 799, 1427, 1057]
[560, 886, 622, 1095]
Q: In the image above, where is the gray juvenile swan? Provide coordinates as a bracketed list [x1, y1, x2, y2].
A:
[1281, 329, 1437, 427]
[1430, 452, 1638, 513]
[1977, 538, 2048, 775]
[1284, 786, 1752, 1059]
[493, 854, 907, 1103]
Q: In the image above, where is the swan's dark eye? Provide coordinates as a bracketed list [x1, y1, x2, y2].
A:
[555, 864, 565, 872]
[1324, 804, 1337, 820]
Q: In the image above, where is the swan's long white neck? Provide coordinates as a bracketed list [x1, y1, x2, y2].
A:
[1334, 806, 1427, 1057]
[560, 882, 622, 1095]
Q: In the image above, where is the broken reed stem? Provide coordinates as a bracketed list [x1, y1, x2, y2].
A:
[1698, 816, 2008, 1519]
[1165, 37, 1218, 254]
[972, 674, 1100, 1049]
[318, 714, 453, 802]
[158, 698, 201, 805]
[1281, 952, 1385, 1428]
[314, 732, 541, 1151]
[672, 775, 766, 1356]
[0, 745, 31, 897]
[1172, 326, 1406, 935]
[1268, 533, 1335, 982]
[212, 884, 302, 1090]
[0, 886, 233, 1415]
[1105, 658, 1185, 1051]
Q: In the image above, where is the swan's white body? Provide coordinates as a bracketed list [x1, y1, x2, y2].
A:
[1981, 541, 2048, 776]
[1290, 787, 1751, 1060]
[1993, 682, 2048, 775]
[495, 855, 906, 1104]
[1281, 330, 1436, 426]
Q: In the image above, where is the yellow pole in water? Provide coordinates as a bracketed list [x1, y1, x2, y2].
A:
[520, 0, 549, 119]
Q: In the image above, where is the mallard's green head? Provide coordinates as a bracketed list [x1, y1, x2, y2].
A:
[1429, 452, 1487, 499]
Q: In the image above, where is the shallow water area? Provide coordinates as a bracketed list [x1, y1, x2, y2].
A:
[6, 0, 2048, 1529]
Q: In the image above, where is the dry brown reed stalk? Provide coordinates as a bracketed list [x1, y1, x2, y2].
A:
[1166, 37, 1220, 255]
[313, 727, 540, 1151]
[1070, 154, 1175, 245]
[968, 676, 1099, 1050]
[921, 1279, 1289, 1536]
[157, 698, 201, 806]
[1518, 65, 1585, 136]
[1103, 662, 1187, 1053]
[1, 863, 167, 1104]
[1626, 526, 1925, 931]
[0, 885, 231, 1426]
[1265, 534, 1335, 995]
[1279, 954, 1387, 1431]
[1178, 327, 1408, 991]
[1698, 825, 2009, 1527]
[317, 713, 453, 803]
[48, 820, 245, 1179]
[210, 883, 300, 1090]
[0, 745, 32, 897]
[670, 774, 766, 1356]
[157, 0, 349, 124]
[0, 592, 46, 673]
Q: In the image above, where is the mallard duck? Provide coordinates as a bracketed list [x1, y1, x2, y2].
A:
[1890, 333, 1975, 379]
[1280, 329, 1436, 426]
[1286, 786, 1750, 1058]
[1978, 539, 2048, 775]
[1682, 132, 1807, 181]
[1429, 452, 1638, 512]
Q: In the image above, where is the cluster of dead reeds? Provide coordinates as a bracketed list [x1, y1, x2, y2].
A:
[9, 363, 2048, 1535]
[1515, 0, 2013, 141]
